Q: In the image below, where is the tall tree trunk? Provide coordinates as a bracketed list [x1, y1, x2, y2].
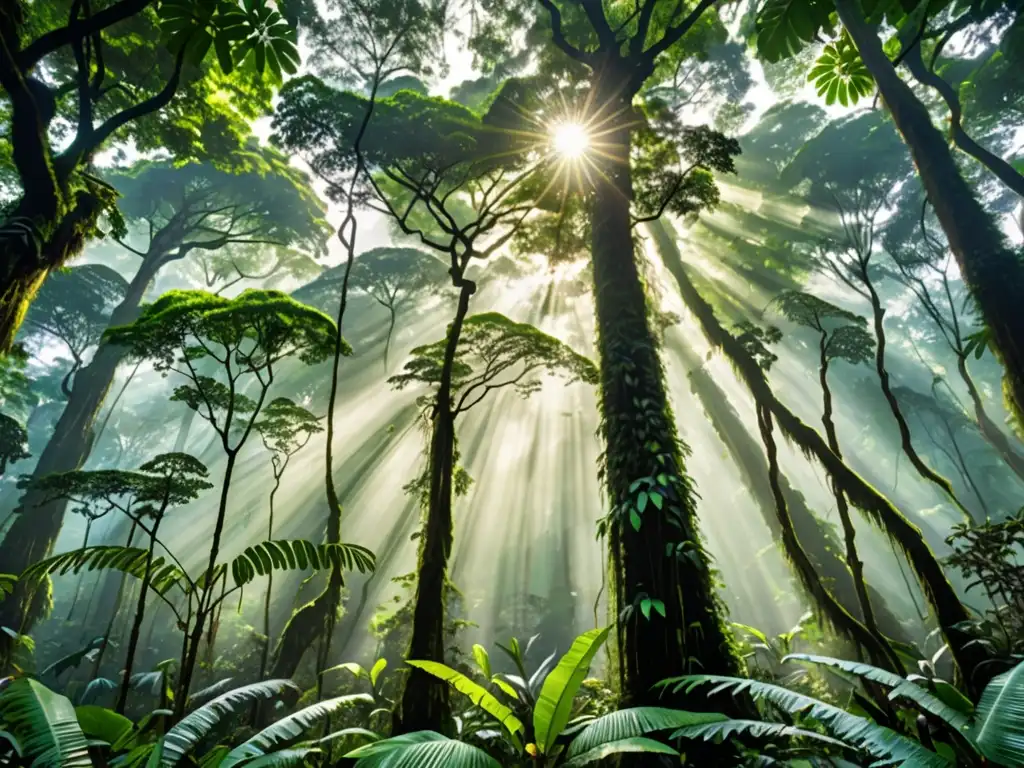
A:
[116, 514, 162, 713]
[651, 219, 992, 695]
[589, 71, 742, 710]
[394, 279, 475, 735]
[175, 452, 236, 718]
[0, 251, 169, 644]
[957, 355, 1024, 483]
[818, 337, 900, 670]
[836, 0, 1024, 437]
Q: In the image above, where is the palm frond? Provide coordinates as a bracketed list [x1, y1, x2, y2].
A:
[566, 707, 726, 758]
[221, 694, 372, 767]
[344, 731, 500, 767]
[0, 678, 92, 767]
[970, 661, 1024, 766]
[228, 539, 375, 589]
[659, 675, 952, 767]
[672, 719, 852, 750]
[238, 746, 322, 766]
[562, 736, 678, 766]
[155, 680, 298, 766]
[785, 653, 972, 731]
[20, 546, 187, 596]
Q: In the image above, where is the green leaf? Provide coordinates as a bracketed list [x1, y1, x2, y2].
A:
[472, 644, 491, 680]
[566, 707, 726, 759]
[369, 658, 387, 688]
[229, 539, 375, 589]
[322, 662, 367, 681]
[637, 491, 649, 513]
[970, 661, 1024, 766]
[75, 705, 134, 748]
[784, 654, 971, 731]
[156, 680, 298, 766]
[220, 695, 372, 767]
[674, 719, 851, 750]
[629, 509, 642, 531]
[756, 0, 834, 62]
[0, 678, 92, 767]
[562, 737, 678, 766]
[214, 34, 233, 73]
[405, 661, 524, 738]
[658, 675, 953, 767]
[344, 731, 500, 766]
[533, 627, 611, 754]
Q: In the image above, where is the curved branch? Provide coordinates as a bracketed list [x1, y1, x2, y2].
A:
[904, 44, 1024, 200]
[537, 0, 592, 64]
[18, 0, 152, 72]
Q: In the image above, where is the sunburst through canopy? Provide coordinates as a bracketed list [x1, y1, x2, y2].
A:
[551, 122, 591, 159]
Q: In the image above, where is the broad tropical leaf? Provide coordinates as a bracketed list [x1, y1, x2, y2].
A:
[673, 719, 853, 750]
[155, 680, 298, 766]
[81, 677, 117, 705]
[345, 731, 499, 767]
[785, 654, 972, 731]
[228, 539, 375, 589]
[660, 675, 952, 767]
[41, 637, 105, 678]
[562, 737, 678, 766]
[755, 0, 835, 62]
[566, 707, 727, 758]
[405, 661, 524, 737]
[236, 746, 322, 766]
[20, 546, 187, 596]
[533, 626, 610, 755]
[75, 705, 134, 747]
[0, 678, 92, 767]
[970, 661, 1024, 765]
[220, 694, 373, 767]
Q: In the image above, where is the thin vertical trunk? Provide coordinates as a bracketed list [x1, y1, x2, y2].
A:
[863, 276, 974, 521]
[589, 68, 741, 710]
[383, 306, 396, 371]
[819, 336, 901, 671]
[252, 470, 282, 723]
[176, 452, 236, 717]
[756, 403, 898, 671]
[957, 356, 1024, 483]
[89, 521, 139, 680]
[836, 0, 1024, 436]
[116, 514, 163, 714]
[65, 518, 93, 621]
[394, 279, 475, 735]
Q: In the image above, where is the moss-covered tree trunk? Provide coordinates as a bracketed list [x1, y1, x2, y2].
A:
[654, 218, 992, 694]
[588, 67, 742, 711]
[0, 250, 174, 646]
[835, 0, 1024, 436]
[394, 279, 475, 735]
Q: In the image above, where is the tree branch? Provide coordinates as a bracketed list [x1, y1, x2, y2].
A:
[644, 0, 717, 61]
[537, 0, 592, 63]
[18, 0, 152, 72]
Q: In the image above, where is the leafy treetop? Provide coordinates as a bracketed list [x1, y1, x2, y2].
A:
[389, 311, 598, 415]
[773, 290, 874, 366]
[254, 397, 323, 460]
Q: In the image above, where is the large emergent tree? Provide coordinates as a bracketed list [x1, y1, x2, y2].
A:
[754, 0, 1024, 435]
[0, 149, 327, 639]
[0, 0, 302, 350]
[257, 0, 445, 685]
[388, 313, 597, 732]
[468, 0, 749, 706]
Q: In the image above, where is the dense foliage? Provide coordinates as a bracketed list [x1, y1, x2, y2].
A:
[1, 0, 1023, 765]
